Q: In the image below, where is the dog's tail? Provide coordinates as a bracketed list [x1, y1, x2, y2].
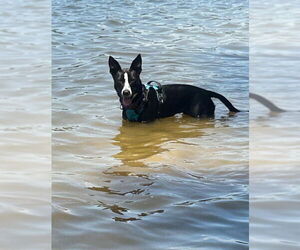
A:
[208, 91, 240, 112]
[250, 93, 285, 112]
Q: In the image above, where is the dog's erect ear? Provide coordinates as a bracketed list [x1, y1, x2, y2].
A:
[108, 56, 122, 74]
[130, 54, 142, 74]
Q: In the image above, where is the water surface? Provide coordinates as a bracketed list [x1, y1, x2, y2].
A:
[0, 0, 51, 249]
[250, 0, 300, 248]
[52, 0, 248, 249]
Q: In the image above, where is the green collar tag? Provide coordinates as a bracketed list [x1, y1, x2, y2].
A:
[126, 109, 139, 121]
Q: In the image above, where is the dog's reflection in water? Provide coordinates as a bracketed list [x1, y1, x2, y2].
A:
[97, 116, 219, 222]
[112, 115, 214, 168]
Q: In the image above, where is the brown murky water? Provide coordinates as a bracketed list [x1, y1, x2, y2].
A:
[53, 115, 248, 249]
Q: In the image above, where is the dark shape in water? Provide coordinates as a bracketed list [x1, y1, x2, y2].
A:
[250, 93, 285, 112]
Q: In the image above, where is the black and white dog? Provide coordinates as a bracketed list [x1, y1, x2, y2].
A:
[109, 54, 240, 122]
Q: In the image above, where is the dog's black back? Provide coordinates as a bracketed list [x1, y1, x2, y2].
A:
[109, 54, 240, 122]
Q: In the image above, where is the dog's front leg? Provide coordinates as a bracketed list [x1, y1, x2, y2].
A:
[122, 109, 128, 120]
[139, 87, 159, 122]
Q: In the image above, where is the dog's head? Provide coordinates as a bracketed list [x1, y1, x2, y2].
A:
[108, 54, 143, 109]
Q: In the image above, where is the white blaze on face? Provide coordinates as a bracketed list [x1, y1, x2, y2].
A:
[122, 72, 132, 96]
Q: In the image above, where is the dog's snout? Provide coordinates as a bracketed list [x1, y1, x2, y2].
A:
[123, 90, 131, 97]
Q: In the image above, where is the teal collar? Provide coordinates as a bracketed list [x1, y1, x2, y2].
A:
[125, 109, 140, 122]
[124, 81, 163, 122]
